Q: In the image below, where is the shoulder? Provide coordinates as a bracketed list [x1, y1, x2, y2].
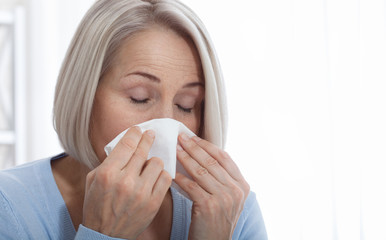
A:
[0, 157, 51, 199]
[0, 156, 55, 214]
[233, 191, 268, 240]
[0, 153, 66, 194]
[0, 154, 65, 239]
[0, 158, 48, 190]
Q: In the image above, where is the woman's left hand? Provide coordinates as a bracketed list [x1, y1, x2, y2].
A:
[174, 133, 250, 240]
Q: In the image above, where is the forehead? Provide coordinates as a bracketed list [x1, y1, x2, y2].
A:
[112, 26, 204, 84]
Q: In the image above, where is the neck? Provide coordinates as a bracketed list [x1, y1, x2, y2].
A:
[52, 155, 90, 191]
[51, 154, 90, 230]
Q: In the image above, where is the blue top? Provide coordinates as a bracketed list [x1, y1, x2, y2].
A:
[0, 154, 267, 239]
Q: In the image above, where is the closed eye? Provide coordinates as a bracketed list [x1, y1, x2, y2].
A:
[177, 104, 193, 113]
[130, 97, 150, 104]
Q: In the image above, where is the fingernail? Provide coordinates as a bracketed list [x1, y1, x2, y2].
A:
[192, 136, 201, 143]
[146, 130, 155, 138]
[220, 150, 231, 159]
[132, 126, 141, 132]
[180, 133, 189, 142]
[177, 144, 183, 151]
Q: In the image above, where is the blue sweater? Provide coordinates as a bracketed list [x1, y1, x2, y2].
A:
[0, 154, 267, 239]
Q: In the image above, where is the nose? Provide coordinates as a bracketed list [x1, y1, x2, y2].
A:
[154, 103, 174, 120]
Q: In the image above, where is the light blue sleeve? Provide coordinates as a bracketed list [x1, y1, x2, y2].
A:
[0, 191, 26, 240]
[0, 195, 121, 240]
[75, 225, 126, 240]
[0, 192, 126, 240]
[1, 190, 130, 240]
[232, 191, 268, 240]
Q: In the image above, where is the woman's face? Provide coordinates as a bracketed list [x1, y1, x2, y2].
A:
[90, 27, 205, 162]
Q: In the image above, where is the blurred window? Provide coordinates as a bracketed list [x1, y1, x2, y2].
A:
[0, 7, 25, 169]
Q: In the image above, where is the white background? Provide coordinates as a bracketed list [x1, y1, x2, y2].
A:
[4, 0, 386, 239]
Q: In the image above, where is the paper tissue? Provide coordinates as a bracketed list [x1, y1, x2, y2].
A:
[104, 118, 196, 198]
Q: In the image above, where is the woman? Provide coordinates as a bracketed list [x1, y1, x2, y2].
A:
[0, 0, 267, 239]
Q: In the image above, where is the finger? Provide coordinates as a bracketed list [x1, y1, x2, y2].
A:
[190, 135, 245, 182]
[174, 172, 210, 200]
[103, 126, 142, 169]
[176, 144, 221, 194]
[190, 136, 251, 199]
[140, 157, 164, 188]
[85, 170, 96, 190]
[124, 130, 155, 175]
[178, 133, 233, 184]
[152, 170, 172, 198]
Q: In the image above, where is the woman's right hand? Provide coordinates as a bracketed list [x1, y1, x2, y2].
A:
[82, 126, 172, 239]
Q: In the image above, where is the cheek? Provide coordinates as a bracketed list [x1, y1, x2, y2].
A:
[181, 108, 203, 136]
[93, 102, 138, 142]
[91, 92, 156, 145]
[90, 90, 135, 157]
[189, 121, 201, 136]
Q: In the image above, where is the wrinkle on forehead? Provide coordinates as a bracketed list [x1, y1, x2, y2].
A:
[112, 26, 204, 84]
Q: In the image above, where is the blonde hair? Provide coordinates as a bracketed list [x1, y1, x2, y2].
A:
[53, 0, 227, 169]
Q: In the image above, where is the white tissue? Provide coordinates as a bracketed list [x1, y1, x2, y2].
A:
[104, 118, 195, 179]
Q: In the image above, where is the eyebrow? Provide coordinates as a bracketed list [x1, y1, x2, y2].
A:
[127, 71, 204, 88]
[128, 71, 160, 82]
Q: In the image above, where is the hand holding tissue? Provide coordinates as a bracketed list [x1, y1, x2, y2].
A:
[104, 118, 195, 179]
